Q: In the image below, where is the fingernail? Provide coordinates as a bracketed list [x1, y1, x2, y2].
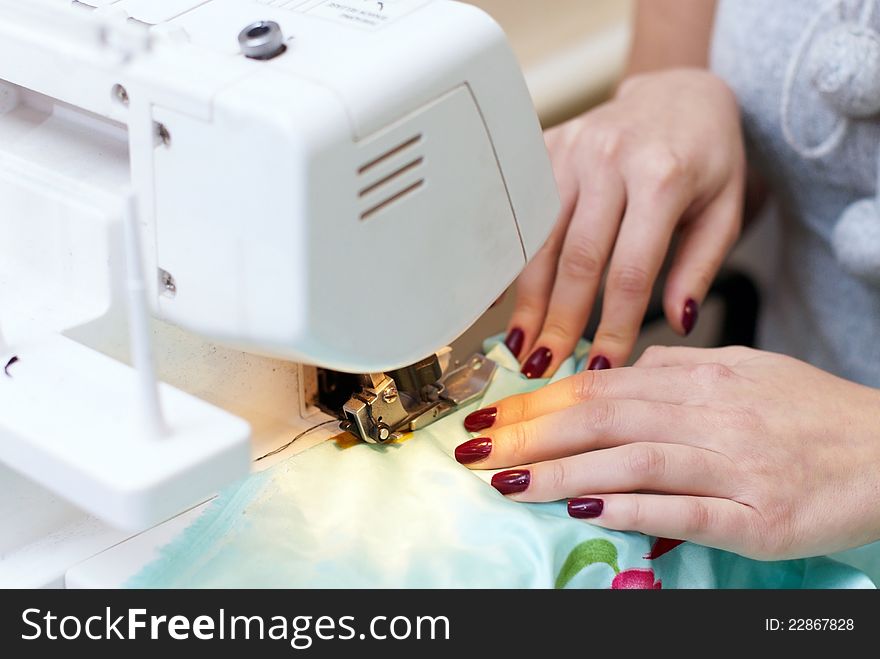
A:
[504, 327, 525, 358]
[454, 438, 492, 465]
[682, 298, 699, 336]
[464, 407, 497, 432]
[491, 469, 531, 495]
[588, 355, 611, 371]
[521, 347, 552, 379]
[568, 498, 604, 519]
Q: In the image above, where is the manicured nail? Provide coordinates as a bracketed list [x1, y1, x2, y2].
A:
[521, 347, 552, 379]
[464, 407, 497, 432]
[682, 298, 699, 336]
[568, 498, 604, 519]
[454, 438, 492, 465]
[491, 469, 531, 495]
[504, 327, 525, 358]
[588, 355, 611, 371]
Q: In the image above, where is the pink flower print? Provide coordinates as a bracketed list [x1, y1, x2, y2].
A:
[611, 568, 662, 590]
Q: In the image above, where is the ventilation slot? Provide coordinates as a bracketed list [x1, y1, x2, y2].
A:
[360, 180, 425, 221]
[359, 157, 423, 198]
[358, 135, 424, 221]
[358, 135, 421, 174]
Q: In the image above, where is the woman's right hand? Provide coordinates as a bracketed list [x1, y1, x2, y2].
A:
[507, 68, 747, 378]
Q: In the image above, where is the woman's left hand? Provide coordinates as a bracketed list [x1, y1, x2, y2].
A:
[456, 346, 880, 559]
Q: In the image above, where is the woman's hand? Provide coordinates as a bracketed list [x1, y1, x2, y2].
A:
[456, 346, 880, 559]
[507, 69, 746, 378]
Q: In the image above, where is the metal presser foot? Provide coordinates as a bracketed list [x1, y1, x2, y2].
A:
[338, 353, 497, 444]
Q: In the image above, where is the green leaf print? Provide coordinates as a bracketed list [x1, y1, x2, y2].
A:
[555, 539, 620, 589]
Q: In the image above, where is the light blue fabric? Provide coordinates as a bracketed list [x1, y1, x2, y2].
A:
[128, 337, 874, 589]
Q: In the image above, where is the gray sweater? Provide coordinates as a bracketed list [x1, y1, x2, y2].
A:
[712, 0, 880, 387]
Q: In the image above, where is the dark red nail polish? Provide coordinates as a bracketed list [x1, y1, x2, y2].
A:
[521, 347, 552, 379]
[682, 298, 699, 336]
[644, 537, 685, 560]
[588, 355, 611, 371]
[454, 438, 492, 465]
[568, 498, 604, 519]
[491, 469, 531, 495]
[464, 407, 497, 432]
[505, 327, 525, 358]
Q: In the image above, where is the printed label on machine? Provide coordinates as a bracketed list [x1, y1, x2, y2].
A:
[256, 0, 430, 30]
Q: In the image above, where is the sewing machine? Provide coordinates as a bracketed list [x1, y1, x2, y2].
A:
[0, 0, 557, 587]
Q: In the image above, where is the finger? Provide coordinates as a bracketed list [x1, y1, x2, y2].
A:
[663, 180, 743, 336]
[522, 171, 626, 378]
[462, 398, 711, 470]
[505, 146, 579, 359]
[634, 345, 754, 368]
[589, 163, 694, 368]
[464, 365, 704, 433]
[566, 493, 756, 556]
[492, 443, 735, 502]
[506, 228, 565, 359]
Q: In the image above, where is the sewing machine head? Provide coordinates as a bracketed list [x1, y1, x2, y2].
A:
[0, 0, 557, 530]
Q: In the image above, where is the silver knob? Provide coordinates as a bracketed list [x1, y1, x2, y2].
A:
[238, 21, 286, 60]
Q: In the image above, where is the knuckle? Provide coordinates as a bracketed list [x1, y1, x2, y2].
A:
[682, 499, 712, 537]
[593, 325, 633, 349]
[559, 237, 606, 281]
[608, 264, 652, 298]
[513, 296, 546, 320]
[505, 393, 529, 425]
[638, 146, 689, 190]
[588, 126, 626, 163]
[689, 362, 736, 387]
[687, 265, 716, 297]
[584, 399, 618, 433]
[572, 371, 603, 402]
[723, 406, 762, 434]
[625, 495, 645, 528]
[625, 444, 666, 480]
[540, 320, 578, 344]
[548, 461, 569, 492]
[734, 442, 767, 474]
[506, 422, 535, 462]
[751, 504, 797, 559]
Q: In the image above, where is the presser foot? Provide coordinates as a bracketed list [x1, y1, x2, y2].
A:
[331, 353, 496, 444]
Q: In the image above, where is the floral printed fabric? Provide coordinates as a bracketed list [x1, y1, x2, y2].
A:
[129, 337, 874, 589]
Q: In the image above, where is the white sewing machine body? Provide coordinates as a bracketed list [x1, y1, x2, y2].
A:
[0, 0, 557, 587]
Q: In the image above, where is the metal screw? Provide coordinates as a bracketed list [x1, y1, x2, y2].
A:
[382, 386, 399, 404]
[159, 269, 177, 297]
[238, 21, 287, 60]
[377, 427, 391, 441]
[156, 122, 171, 147]
[112, 84, 129, 106]
[422, 384, 441, 402]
